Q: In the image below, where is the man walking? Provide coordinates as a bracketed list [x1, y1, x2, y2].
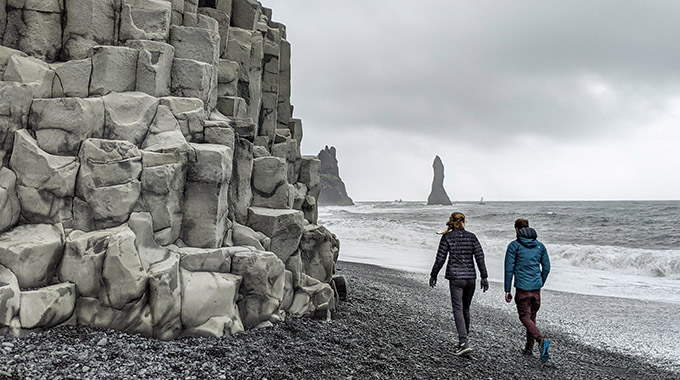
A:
[504, 218, 551, 362]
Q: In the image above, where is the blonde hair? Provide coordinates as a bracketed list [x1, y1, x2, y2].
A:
[441, 212, 465, 235]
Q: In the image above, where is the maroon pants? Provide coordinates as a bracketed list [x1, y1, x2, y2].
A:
[515, 288, 544, 350]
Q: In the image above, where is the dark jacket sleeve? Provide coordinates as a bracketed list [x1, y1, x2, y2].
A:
[540, 243, 551, 286]
[472, 236, 488, 279]
[431, 235, 449, 278]
[504, 242, 517, 293]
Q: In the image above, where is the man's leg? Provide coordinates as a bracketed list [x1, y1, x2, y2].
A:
[449, 280, 469, 345]
[461, 279, 476, 334]
[515, 289, 543, 344]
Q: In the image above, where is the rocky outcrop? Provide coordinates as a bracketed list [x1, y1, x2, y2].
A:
[427, 155, 452, 205]
[0, 0, 345, 340]
[318, 146, 353, 206]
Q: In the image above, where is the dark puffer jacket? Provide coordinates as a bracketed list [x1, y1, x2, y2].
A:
[431, 228, 488, 280]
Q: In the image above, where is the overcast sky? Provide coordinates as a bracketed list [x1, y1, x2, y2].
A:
[265, 0, 680, 201]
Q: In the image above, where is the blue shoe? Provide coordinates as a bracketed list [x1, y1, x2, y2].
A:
[539, 338, 550, 363]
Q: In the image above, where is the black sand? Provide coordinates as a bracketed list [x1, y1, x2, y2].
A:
[1, 261, 677, 380]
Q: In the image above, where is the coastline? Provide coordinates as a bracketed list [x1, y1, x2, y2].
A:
[1, 261, 677, 379]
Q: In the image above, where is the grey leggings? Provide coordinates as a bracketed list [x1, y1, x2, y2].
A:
[449, 279, 476, 344]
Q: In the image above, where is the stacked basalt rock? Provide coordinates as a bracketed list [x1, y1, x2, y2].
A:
[0, 0, 342, 341]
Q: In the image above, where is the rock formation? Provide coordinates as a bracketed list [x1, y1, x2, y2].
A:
[0, 0, 342, 340]
[427, 155, 452, 205]
[318, 146, 354, 206]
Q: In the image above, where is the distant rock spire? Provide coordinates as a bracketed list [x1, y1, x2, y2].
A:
[427, 155, 452, 205]
[318, 146, 354, 206]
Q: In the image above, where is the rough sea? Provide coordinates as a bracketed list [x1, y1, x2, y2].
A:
[319, 201, 680, 304]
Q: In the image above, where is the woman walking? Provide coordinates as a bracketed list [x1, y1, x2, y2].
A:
[430, 212, 489, 355]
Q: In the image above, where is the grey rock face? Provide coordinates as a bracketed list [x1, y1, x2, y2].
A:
[427, 155, 452, 205]
[0, 0, 340, 339]
[318, 146, 354, 206]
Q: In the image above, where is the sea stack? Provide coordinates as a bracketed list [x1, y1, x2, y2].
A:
[427, 156, 452, 205]
[318, 146, 354, 206]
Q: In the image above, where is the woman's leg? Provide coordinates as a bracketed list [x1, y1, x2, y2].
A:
[462, 279, 476, 334]
[449, 280, 468, 344]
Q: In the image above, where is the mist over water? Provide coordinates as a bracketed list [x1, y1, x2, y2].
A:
[319, 201, 680, 304]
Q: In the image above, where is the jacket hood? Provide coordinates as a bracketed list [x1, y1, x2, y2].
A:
[517, 227, 538, 248]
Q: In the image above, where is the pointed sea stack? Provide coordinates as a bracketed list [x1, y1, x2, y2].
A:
[318, 146, 354, 206]
[427, 156, 452, 205]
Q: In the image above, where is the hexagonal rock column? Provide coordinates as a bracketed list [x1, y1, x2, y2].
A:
[217, 59, 239, 97]
[0, 223, 65, 289]
[246, 207, 304, 263]
[128, 212, 182, 340]
[159, 97, 204, 142]
[102, 92, 159, 147]
[231, 0, 261, 30]
[230, 249, 285, 327]
[9, 130, 79, 225]
[171, 58, 215, 112]
[229, 136, 254, 225]
[251, 156, 293, 209]
[139, 150, 187, 245]
[76, 139, 142, 229]
[126, 40, 175, 97]
[76, 295, 152, 337]
[4, 55, 56, 98]
[0, 81, 32, 166]
[0, 264, 20, 329]
[50, 58, 91, 98]
[0, 168, 20, 233]
[298, 156, 321, 224]
[89, 46, 139, 96]
[61, 0, 119, 60]
[299, 225, 339, 284]
[119, 0, 172, 43]
[181, 143, 232, 248]
[277, 39, 292, 131]
[142, 105, 192, 154]
[19, 283, 76, 329]
[28, 97, 105, 156]
[180, 268, 243, 337]
[4, 0, 63, 62]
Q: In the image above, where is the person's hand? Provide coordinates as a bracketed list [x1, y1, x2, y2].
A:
[429, 277, 437, 288]
[480, 278, 489, 292]
[504, 292, 513, 303]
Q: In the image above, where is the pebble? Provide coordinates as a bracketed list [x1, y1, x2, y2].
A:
[96, 338, 108, 347]
[1, 342, 13, 348]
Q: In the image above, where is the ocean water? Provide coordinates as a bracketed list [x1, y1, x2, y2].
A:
[319, 201, 680, 304]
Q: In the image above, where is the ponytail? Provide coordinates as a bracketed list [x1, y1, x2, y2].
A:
[440, 212, 465, 235]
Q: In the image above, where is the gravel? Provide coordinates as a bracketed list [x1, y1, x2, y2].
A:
[1, 261, 677, 380]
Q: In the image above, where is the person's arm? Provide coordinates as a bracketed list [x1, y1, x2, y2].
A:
[540, 244, 550, 286]
[430, 235, 449, 280]
[504, 243, 517, 293]
[473, 236, 488, 279]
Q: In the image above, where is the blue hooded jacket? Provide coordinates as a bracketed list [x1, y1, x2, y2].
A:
[504, 227, 550, 292]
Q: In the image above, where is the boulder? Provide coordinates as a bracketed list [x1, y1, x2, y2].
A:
[0, 81, 32, 166]
[0, 264, 20, 326]
[61, 0, 119, 60]
[102, 92, 159, 146]
[247, 207, 303, 262]
[427, 155, 452, 205]
[288, 274, 334, 320]
[230, 250, 285, 327]
[77, 139, 142, 228]
[3, 54, 55, 98]
[0, 223, 65, 289]
[76, 295, 153, 337]
[0, 168, 20, 233]
[28, 97, 105, 156]
[89, 46, 139, 96]
[19, 283, 76, 329]
[180, 268, 243, 337]
[119, 0, 172, 43]
[299, 225, 339, 284]
[50, 58, 91, 98]
[159, 97, 204, 141]
[3, 6, 62, 63]
[126, 40, 175, 97]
